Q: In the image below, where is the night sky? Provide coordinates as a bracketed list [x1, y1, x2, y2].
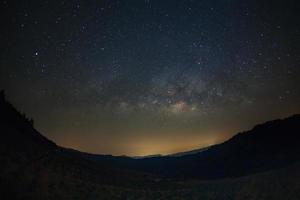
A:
[1, 0, 300, 156]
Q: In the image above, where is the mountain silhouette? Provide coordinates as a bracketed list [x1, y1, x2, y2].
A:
[168, 146, 211, 157]
[86, 114, 300, 179]
[1, 91, 300, 199]
[0, 91, 162, 199]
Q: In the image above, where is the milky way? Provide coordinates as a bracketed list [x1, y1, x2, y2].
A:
[1, 0, 300, 155]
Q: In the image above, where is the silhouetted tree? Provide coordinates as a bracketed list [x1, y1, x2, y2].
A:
[21, 112, 26, 120]
[0, 90, 5, 101]
[29, 118, 34, 126]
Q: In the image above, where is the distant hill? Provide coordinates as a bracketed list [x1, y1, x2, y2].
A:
[130, 149, 209, 159]
[132, 154, 162, 159]
[1, 91, 300, 199]
[168, 146, 211, 157]
[131, 148, 210, 159]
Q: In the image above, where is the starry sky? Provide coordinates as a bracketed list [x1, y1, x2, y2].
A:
[1, 0, 300, 156]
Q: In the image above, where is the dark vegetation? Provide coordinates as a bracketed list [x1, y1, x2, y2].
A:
[1, 90, 300, 199]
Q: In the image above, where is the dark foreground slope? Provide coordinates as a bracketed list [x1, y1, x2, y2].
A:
[1, 92, 300, 199]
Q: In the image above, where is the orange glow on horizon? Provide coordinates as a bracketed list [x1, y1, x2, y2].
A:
[51, 129, 231, 156]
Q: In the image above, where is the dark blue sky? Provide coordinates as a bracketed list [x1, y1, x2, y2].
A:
[1, 0, 300, 155]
